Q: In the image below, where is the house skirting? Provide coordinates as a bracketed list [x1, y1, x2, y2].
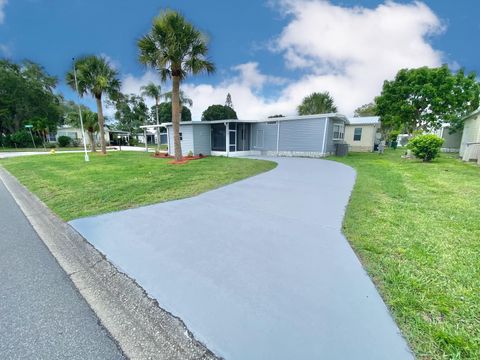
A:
[262, 150, 331, 158]
[210, 150, 261, 157]
[440, 147, 460, 153]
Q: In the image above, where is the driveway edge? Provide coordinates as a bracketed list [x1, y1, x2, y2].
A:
[0, 167, 219, 360]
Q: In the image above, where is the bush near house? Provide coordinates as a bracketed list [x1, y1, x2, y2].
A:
[407, 134, 444, 162]
[10, 131, 42, 148]
[57, 135, 72, 147]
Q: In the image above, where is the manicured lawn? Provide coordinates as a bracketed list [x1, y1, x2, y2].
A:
[0, 152, 276, 220]
[329, 151, 480, 359]
[0, 147, 82, 152]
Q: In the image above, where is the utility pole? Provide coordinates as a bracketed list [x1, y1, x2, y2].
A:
[72, 58, 90, 162]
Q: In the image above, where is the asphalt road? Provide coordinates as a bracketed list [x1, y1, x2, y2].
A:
[0, 181, 124, 359]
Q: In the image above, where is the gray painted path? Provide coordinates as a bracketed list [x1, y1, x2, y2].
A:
[0, 181, 124, 359]
[71, 157, 413, 360]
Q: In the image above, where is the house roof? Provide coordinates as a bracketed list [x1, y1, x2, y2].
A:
[462, 108, 480, 121]
[347, 116, 380, 125]
[147, 113, 349, 128]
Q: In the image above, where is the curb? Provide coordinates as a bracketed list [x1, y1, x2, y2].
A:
[0, 167, 219, 360]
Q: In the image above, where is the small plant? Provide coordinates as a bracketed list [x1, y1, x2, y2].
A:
[407, 134, 444, 162]
[45, 142, 57, 149]
[187, 150, 193, 157]
[57, 135, 72, 147]
[199, 153, 204, 158]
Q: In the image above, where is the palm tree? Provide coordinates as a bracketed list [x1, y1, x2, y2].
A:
[297, 91, 338, 115]
[163, 90, 193, 107]
[66, 106, 99, 152]
[138, 10, 215, 161]
[66, 56, 121, 154]
[140, 82, 162, 149]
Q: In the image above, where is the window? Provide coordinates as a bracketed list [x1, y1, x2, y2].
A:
[57, 131, 78, 139]
[256, 129, 264, 148]
[332, 124, 344, 140]
[353, 127, 362, 141]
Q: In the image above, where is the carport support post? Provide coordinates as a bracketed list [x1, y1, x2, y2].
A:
[144, 128, 147, 152]
[225, 122, 230, 157]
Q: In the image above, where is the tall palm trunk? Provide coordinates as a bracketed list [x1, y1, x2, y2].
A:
[88, 130, 96, 152]
[95, 95, 107, 154]
[155, 97, 161, 151]
[172, 74, 182, 161]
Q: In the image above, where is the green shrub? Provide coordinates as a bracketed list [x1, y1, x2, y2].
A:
[1, 134, 12, 147]
[407, 134, 444, 162]
[57, 135, 72, 147]
[45, 142, 57, 149]
[10, 131, 42, 148]
[129, 138, 139, 146]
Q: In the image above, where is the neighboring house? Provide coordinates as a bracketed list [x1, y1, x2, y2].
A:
[432, 123, 462, 153]
[137, 128, 168, 145]
[54, 126, 130, 146]
[344, 116, 381, 152]
[460, 109, 480, 162]
[161, 114, 348, 158]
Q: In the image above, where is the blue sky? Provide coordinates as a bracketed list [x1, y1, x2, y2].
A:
[0, 0, 479, 119]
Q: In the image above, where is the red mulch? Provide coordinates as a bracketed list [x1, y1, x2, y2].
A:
[152, 153, 207, 164]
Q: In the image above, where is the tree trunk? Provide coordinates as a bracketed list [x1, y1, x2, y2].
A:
[172, 75, 182, 161]
[88, 130, 96, 152]
[155, 97, 161, 151]
[95, 95, 107, 154]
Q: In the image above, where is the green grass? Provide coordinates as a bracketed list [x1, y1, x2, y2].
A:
[0, 152, 276, 220]
[0, 147, 82, 152]
[329, 151, 480, 359]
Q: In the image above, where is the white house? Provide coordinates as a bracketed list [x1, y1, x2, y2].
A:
[459, 109, 480, 163]
[344, 117, 381, 152]
[54, 126, 130, 146]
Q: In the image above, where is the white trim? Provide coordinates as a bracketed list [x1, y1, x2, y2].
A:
[156, 113, 349, 127]
[321, 118, 329, 154]
[225, 122, 230, 157]
[276, 121, 280, 155]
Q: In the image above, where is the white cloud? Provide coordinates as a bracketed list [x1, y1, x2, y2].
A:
[0, 43, 10, 57]
[272, 0, 444, 113]
[0, 0, 7, 24]
[100, 53, 121, 71]
[117, 1, 446, 118]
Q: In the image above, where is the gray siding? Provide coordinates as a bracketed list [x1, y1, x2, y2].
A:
[442, 128, 462, 150]
[251, 122, 278, 151]
[252, 117, 329, 154]
[193, 124, 212, 155]
[278, 118, 327, 152]
[168, 124, 194, 156]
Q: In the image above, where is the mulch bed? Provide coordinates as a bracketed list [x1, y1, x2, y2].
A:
[152, 153, 207, 164]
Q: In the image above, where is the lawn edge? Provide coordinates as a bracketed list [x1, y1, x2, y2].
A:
[0, 166, 221, 360]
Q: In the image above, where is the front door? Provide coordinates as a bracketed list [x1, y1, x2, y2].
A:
[229, 128, 236, 152]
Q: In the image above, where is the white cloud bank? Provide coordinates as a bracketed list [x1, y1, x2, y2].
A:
[121, 0, 445, 120]
[0, 0, 7, 24]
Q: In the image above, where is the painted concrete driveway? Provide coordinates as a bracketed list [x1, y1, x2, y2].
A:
[70, 157, 413, 360]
